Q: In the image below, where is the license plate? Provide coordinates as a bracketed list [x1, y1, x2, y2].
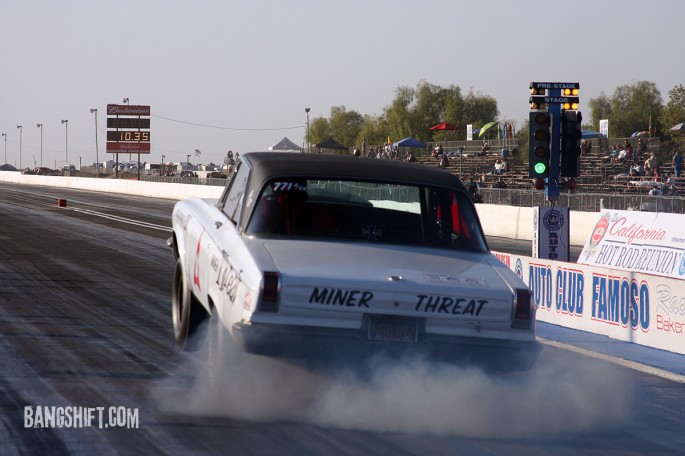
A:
[368, 315, 418, 343]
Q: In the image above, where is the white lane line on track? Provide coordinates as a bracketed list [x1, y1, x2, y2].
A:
[538, 337, 685, 384]
[70, 208, 172, 232]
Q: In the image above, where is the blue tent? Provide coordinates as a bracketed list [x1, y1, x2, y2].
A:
[393, 137, 427, 148]
[581, 130, 604, 139]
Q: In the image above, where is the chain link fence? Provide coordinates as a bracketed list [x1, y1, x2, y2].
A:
[478, 187, 685, 213]
[140, 172, 685, 213]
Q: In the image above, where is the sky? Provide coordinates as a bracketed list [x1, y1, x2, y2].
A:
[2, 0, 684, 169]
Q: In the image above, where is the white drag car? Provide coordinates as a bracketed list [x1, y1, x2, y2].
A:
[169, 152, 539, 369]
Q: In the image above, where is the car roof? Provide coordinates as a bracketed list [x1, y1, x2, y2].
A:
[241, 152, 465, 190]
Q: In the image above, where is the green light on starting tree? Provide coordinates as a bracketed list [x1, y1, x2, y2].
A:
[534, 162, 547, 174]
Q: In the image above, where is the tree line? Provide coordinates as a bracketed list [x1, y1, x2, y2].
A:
[306, 80, 685, 151]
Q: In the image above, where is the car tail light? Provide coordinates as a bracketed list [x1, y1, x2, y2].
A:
[512, 288, 532, 329]
[258, 271, 280, 312]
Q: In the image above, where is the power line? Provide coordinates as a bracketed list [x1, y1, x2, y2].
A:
[152, 114, 303, 131]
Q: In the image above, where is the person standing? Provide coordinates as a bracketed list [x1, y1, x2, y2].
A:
[672, 150, 683, 177]
[644, 154, 659, 176]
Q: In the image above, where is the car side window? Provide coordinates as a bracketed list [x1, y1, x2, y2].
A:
[219, 160, 250, 223]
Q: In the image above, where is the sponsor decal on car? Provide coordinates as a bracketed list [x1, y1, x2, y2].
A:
[423, 273, 487, 287]
[215, 253, 241, 303]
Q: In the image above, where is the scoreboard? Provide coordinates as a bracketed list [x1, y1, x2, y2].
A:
[106, 104, 151, 154]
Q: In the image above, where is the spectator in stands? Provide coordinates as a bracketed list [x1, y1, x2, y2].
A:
[666, 172, 677, 186]
[612, 146, 627, 163]
[433, 143, 443, 157]
[466, 176, 479, 198]
[605, 144, 621, 161]
[636, 138, 647, 156]
[362, 138, 367, 156]
[405, 151, 417, 162]
[648, 185, 661, 196]
[644, 154, 659, 176]
[624, 140, 633, 157]
[629, 163, 646, 177]
[493, 178, 507, 189]
[439, 154, 449, 169]
[672, 150, 683, 177]
[493, 158, 504, 174]
[580, 140, 591, 156]
[481, 142, 491, 156]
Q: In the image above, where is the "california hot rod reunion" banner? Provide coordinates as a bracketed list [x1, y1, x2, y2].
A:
[577, 210, 685, 281]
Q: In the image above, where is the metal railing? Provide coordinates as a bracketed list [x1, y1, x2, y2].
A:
[139, 173, 685, 213]
[478, 188, 685, 213]
[140, 175, 227, 186]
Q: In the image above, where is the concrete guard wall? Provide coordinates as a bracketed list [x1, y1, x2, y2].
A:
[0, 171, 223, 200]
[475, 203, 599, 246]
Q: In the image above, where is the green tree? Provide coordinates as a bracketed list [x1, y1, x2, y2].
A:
[328, 106, 364, 148]
[414, 82, 462, 142]
[308, 116, 330, 147]
[587, 92, 611, 130]
[659, 84, 685, 149]
[460, 90, 499, 137]
[384, 85, 415, 143]
[588, 81, 662, 137]
[356, 114, 388, 150]
[382, 82, 497, 143]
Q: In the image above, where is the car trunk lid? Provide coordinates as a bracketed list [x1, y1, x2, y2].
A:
[261, 241, 514, 322]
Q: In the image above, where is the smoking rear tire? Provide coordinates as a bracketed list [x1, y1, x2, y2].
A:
[172, 258, 208, 351]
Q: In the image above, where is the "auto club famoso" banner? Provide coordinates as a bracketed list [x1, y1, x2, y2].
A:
[492, 248, 685, 356]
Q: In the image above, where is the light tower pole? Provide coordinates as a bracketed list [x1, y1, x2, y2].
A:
[16, 125, 22, 169]
[305, 108, 310, 153]
[36, 124, 43, 167]
[90, 109, 99, 177]
[61, 119, 69, 167]
[1, 133, 6, 165]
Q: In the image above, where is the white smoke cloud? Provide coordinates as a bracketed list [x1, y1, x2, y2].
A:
[154, 327, 633, 438]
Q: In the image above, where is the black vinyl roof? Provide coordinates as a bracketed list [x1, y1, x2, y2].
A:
[241, 152, 465, 190]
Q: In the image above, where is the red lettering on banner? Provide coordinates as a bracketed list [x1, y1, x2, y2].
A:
[608, 217, 667, 245]
[657, 315, 684, 333]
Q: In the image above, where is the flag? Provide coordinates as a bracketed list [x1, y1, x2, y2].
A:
[194, 149, 202, 158]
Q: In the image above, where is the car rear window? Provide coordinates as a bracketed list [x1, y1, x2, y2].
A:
[246, 178, 487, 252]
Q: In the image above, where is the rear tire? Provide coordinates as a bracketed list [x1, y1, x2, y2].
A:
[172, 258, 208, 351]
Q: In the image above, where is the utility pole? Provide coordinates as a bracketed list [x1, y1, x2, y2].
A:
[91, 108, 99, 177]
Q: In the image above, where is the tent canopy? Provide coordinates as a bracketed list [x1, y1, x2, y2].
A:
[314, 138, 347, 150]
[269, 137, 302, 152]
[393, 137, 427, 148]
[429, 121, 459, 131]
[581, 130, 604, 139]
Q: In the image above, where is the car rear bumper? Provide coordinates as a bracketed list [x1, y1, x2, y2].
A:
[231, 321, 541, 371]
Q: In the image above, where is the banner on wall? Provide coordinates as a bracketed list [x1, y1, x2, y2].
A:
[578, 210, 685, 281]
[533, 207, 570, 262]
[491, 250, 685, 356]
